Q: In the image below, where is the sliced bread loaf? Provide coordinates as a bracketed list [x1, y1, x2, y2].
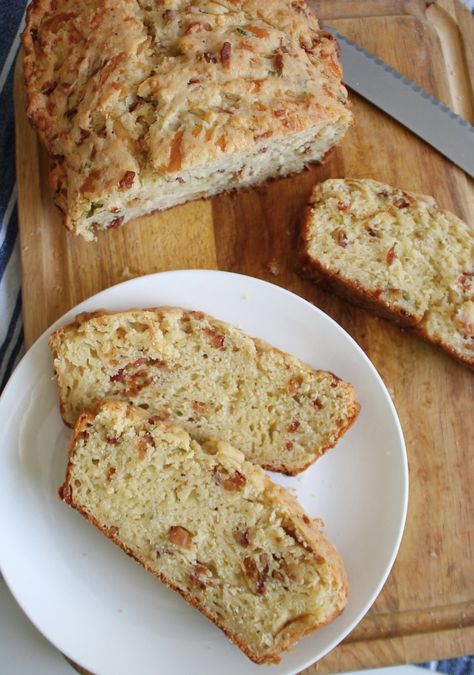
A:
[60, 400, 348, 664]
[49, 308, 359, 475]
[23, 0, 351, 239]
[300, 178, 474, 368]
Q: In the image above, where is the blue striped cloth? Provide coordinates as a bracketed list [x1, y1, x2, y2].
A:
[0, 1, 25, 390]
[0, 2, 473, 673]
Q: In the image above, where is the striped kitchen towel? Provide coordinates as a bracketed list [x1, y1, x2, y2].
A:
[0, 1, 26, 390]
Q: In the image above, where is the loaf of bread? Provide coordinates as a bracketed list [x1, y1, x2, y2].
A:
[299, 178, 474, 368]
[60, 400, 348, 664]
[23, 0, 352, 240]
[49, 307, 360, 475]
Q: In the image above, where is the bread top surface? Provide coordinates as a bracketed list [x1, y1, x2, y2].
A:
[23, 0, 351, 225]
[300, 178, 474, 365]
[61, 400, 348, 663]
[49, 307, 360, 474]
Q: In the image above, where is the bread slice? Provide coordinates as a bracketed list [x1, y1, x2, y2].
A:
[60, 400, 348, 664]
[22, 0, 352, 240]
[300, 178, 474, 368]
[49, 307, 360, 475]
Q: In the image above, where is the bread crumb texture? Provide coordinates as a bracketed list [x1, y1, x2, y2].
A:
[23, 0, 352, 239]
[49, 307, 360, 474]
[300, 179, 474, 368]
[61, 400, 348, 663]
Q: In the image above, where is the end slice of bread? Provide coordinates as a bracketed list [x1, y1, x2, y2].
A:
[300, 178, 474, 368]
[60, 400, 348, 664]
[23, 0, 351, 239]
[49, 307, 360, 475]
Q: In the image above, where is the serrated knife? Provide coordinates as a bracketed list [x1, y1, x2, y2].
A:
[326, 28, 474, 178]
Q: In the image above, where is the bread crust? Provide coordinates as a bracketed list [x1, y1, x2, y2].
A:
[60, 402, 348, 664]
[22, 0, 351, 237]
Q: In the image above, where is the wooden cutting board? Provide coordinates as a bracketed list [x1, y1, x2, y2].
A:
[14, 0, 474, 671]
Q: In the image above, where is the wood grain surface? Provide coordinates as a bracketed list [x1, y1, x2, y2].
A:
[14, 0, 474, 672]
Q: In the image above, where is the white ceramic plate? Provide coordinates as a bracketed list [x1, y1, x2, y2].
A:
[0, 270, 408, 675]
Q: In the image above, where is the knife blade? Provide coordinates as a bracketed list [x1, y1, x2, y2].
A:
[327, 27, 474, 178]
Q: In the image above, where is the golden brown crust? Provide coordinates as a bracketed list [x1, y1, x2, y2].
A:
[60, 402, 348, 664]
[23, 0, 351, 237]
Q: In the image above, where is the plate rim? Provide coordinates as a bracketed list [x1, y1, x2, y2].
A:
[0, 269, 409, 675]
